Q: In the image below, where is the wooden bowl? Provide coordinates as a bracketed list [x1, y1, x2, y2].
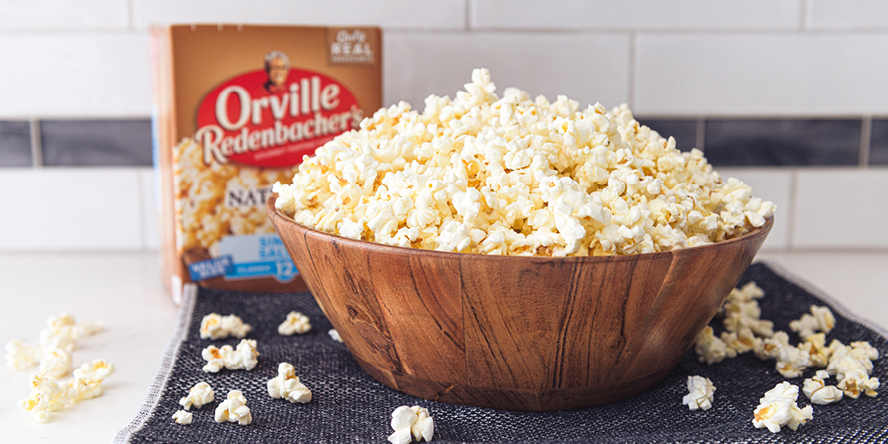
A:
[267, 197, 772, 411]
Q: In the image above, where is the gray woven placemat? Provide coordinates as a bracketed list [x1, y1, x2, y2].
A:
[115, 262, 888, 444]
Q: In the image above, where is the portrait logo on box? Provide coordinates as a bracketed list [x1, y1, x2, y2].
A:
[195, 50, 363, 168]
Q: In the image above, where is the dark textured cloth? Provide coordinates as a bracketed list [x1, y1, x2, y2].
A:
[117, 263, 888, 443]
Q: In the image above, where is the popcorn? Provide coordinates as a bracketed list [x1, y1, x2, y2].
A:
[38, 348, 72, 380]
[682, 375, 716, 411]
[19, 371, 70, 423]
[329, 329, 343, 342]
[775, 346, 810, 378]
[694, 327, 727, 365]
[275, 69, 774, 257]
[172, 410, 193, 425]
[388, 405, 434, 444]
[754, 331, 790, 361]
[267, 362, 312, 403]
[837, 369, 879, 399]
[215, 390, 252, 425]
[789, 305, 835, 340]
[38, 312, 102, 353]
[179, 381, 215, 410]
[6, 339, 42, 371]
[278, 311, 312, 336]
[199, 313, 252, 340]
[752, 382, 813, 433]
[803, 370, 844, 405]
[66, 359, 115, 400]
[721, 328, 757, 358]
[799, 333, 830, 368]
[201, 339, 259, 373]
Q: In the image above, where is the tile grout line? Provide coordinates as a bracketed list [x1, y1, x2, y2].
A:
[786, 168, 798, 251]
[800, 0, 810, 32]
[696, 117, 706, 152]
[29, 118, 43, 168]
[860, 116, 872, 167]
[628, 32, 636, 110]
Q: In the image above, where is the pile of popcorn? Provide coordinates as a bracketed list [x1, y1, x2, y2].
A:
[274, 68, 774, 256]
[5, 312, 114, 423]
[687, 281, 881, 434]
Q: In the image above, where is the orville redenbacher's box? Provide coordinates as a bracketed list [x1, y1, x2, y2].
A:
[150, 25, 382, 303]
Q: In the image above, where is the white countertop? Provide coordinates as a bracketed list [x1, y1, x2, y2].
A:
[0, 250, 886, 443]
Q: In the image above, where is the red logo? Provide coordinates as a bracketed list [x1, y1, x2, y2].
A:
[195, 56, 360, 168]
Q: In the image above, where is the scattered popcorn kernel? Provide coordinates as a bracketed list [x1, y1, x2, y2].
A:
[682, 375, 716, 411]
[752, 382, 813, 433]
[267, 362, 312, 403]
[803, 370, 844, 405]
[38, 312, 102, 353]
[329, 329, 343, 343]
[38, 348, 72, 380]
[65, 359, 115, 401]
[215, 390, 252, 425]
[201, 339, 259, 372]
[72, 359, 115, 383]
[172, 409, 193, 425]
[278, 311, 312, 336]
[275, 69, 774, 257]
[388, 405, 434, 444]
[19, 371, 70, 423]
[837, 369, 880, 399]
[799, 333, 831, 368]
[201, 345, 230, 373]
[179, 381, 215, 410]
[5, 339, 42, 371]
[789, 305, 835, 340]
[776, 346, 810, 378]
[200, 313, 252, 340]
[754, 331, 790, 361]
[721, 328, 757, 358]
[849, 341, 879, 361]
[694, 327, 727, 365]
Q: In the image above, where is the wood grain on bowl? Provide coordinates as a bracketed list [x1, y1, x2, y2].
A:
[268, 197, 772, 411]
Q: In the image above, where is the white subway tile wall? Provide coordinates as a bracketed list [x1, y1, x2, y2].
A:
[793, 169, 888, 249]
[0, 1, 886, 252]
[384, 32, 631, 112]
[635, 33, 888, 116]
[130, 0, 467, 30]
[716, 168, 793, 251]
[0, 32, 151, 118]
[0, 168, 144, 251]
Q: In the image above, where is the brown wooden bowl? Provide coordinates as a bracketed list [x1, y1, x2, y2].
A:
[267, 196, 772, 411]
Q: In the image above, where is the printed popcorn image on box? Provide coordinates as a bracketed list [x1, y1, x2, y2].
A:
[151, 25, 381, 299]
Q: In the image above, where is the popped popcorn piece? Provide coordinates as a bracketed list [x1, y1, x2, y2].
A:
[752, 382, 813, 433]
[201, 339, 259, 372]
[694, 326, 727, 365]
[201, 345, 231, 373]
[849, 341, 879, 361]
[215, 390, 252, 425]
[837, 368, 880, 399]
[826, 340, 876, 381]
[179, 381, 215, 410]
[799, 333, 831, 368]
[776, 346, 810, 378]
[721, 328, 757, 358]
[65, 359, 115, 401]
[5, 339, 42, 371]
[682, 375, 716, 411]
[38, 348, 72, 380]
[388, 405, 434, 444]
[721, 282, 773, 338]
[278, 311, 312, 336]
[754, 331, 790, 361]
[275, 69, 774, 257]
[37, 312, 102, 353]
[329, 329, 343, 342]
[19, 371, 70, 423]
[789, 305, 835, 340]
[172, 410, 193, 425]
[267, 362, 312, 403]
[803, 370, 844, 405]
[199, 313, 252, 340]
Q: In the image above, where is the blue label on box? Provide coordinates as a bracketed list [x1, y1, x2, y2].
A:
[215, 234, 298, 282]
[188, 255, 234, 281]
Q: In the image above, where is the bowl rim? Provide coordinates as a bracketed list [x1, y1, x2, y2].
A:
[267, 195, 773, 263]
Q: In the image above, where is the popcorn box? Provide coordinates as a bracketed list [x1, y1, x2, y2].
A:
[150, 24, 382, 301]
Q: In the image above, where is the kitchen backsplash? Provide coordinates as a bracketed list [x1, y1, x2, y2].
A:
[1, 0, 887, 252]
